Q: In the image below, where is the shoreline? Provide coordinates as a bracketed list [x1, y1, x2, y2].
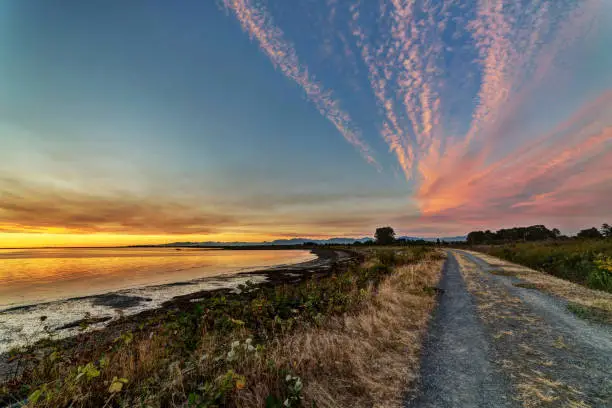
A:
[0, 250, 320, 314]
[0, 248, 360, 381]
[0, 248, 336, 314]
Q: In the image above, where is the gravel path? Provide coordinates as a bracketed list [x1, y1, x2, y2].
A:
[458, 250, 612, 354]
[406, 252, 514, 407]
[407, 250, 612, 408]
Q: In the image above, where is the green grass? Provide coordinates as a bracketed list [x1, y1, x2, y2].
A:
[567, 302, 612, 325]
[479, 239, 612, 293]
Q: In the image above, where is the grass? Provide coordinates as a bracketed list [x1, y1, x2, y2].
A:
[489, 269, 518, 277]
[476, 239, 612, 293]
[567, 302, 612, 325]
[513, 282, 540, 290]
[1, 247, 444, 408]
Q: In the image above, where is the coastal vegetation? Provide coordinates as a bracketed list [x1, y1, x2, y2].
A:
[478, 240, 612, 293]
[464, 223, 612, 293]
[1, 246, 444, 408]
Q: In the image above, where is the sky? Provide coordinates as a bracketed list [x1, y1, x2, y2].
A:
[1, 0, 611, 247]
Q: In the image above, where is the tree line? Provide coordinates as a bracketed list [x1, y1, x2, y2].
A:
[467, 223, 612, 245]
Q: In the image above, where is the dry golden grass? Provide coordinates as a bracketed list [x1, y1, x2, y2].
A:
[462, 250, 612, 318]
[232, 256, 444, 408]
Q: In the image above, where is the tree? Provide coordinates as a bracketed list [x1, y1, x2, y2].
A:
[552, 228, 561, 239]
[601, 223, 612, 238]
[577, 227, 603, 239]
[467, 231, 486, 245]
[375, 226, 396, 245]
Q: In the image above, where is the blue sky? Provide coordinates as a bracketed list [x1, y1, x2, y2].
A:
[1, 0, 611, 246]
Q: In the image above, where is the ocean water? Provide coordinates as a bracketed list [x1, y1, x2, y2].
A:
[0, 247, 316, 352]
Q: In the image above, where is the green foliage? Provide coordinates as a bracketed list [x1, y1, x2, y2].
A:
[108, 377, 128, 393]
[75, 362, 100, 382]
[114, 332, 133, 346]
[590, 256, 612, 291]
[186, 370, 246, 407]
[567, 302, 611, 324]
[482, 240, 612, 292]
[282, 374, 303, 407]
[28, 388, 44, 404]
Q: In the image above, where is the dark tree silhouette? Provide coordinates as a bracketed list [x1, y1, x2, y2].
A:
[577, 227, 603, 239]
[375, 226, 396, 245]
[601, 223, 612, 238]
[467, 230, 486, 245]
[467, 225, 560, 244]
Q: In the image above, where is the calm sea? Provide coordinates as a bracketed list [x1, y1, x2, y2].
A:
[0, 247, 315, 309]
[0, 247, 316, 352]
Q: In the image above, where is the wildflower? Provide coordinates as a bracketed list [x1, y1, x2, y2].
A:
[294, 377, 303, 392]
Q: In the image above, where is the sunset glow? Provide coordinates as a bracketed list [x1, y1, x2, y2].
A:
[1, 0, 611, 247]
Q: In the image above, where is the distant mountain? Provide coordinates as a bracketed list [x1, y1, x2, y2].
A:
[398, 235, 466, 242]
[163, 235, 465, 247]
[163, 237, 373, 247]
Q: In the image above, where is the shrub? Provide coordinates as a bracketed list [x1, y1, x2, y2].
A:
[481, 240, 612, 293]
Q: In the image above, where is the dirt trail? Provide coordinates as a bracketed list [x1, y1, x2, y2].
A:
[406, 253, 514, 408]
[407, 250, 612, 408]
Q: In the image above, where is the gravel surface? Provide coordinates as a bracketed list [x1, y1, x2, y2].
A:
[459, 250, 612, 354]
[408, 250, 612, 408]
[406, 253, 514, 407]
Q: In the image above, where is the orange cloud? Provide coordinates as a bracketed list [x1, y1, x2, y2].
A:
[0, 180, 234, 236]
[0, 177, 415, 246]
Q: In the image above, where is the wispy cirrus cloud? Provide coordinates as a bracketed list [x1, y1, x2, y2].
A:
[222, 0, 379, 167]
